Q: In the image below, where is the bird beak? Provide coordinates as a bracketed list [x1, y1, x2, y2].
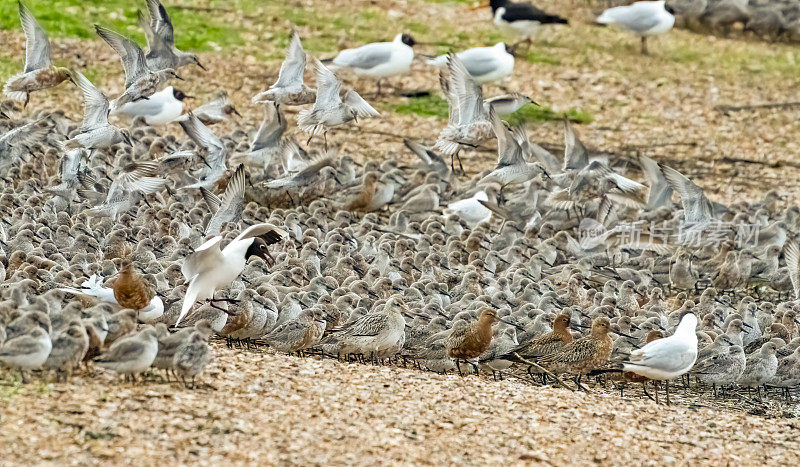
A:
[613, 330, 635, 339]
[470, 3, 490, 10]
[174, 74, 184, 81]
[232, 107, 242, 118]
[742, 322, 753, 330]
[196, 61, 207, 71]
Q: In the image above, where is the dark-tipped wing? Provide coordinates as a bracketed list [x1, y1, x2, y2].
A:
[95, 25, 149, 88]
[19, 2, 52, 72]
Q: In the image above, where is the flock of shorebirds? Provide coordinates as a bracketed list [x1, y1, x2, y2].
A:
[1, 0, 799, 406]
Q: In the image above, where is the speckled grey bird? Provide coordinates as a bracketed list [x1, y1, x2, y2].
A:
[176, 91, 239, 125]
[0, 326, 51, 372]
[139, 0, 205, 72]
[95, 25, 181, 109]
[64, 70, 132, 151]
[201, 164, 246, 236]
[94, 326, 159, 381]
[3, 2, 70, 106]
[252, 31, 315, 106]
[298, 57, 379, 149]
[43, 323, 89, 378]
[434, 54, 493, 171]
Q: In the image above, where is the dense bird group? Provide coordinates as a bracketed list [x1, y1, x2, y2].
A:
[1, 0, 800, 406]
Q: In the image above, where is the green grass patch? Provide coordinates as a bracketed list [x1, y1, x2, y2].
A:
[525, 50, 561, 65]
[505, 104, 593, 125]
[0, 0, 246, 51]
[394, 94, 449, 118]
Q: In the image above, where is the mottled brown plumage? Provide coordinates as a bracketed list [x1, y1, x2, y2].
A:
[446, 308, 498, 360]
[517, 313, 573, 358]
[113, 259, 154, 310]
[537, 316, 614, 375]
[343, 171, 379, 212]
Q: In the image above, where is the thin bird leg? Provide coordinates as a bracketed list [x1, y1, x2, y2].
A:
[665, 380, 670, 405]
[641, 36, 648, 55]
[641, 381, 656, 402]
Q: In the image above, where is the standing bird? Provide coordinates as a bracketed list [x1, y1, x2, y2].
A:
[612, 314, 697, 405]
[113, 258, 156, 312]
[64, 70, 133, 151]
[252, 31, 315, 106]
[446, 308, 501, 375]
[597, 0, 675, 55]
[298, 58, 379, 149]
[139, 0, 206, 71]
[328, 33, 417, 96]
[94, 326, 159, 382]
[178, 223, 286, 325]
[537, 316, 614, 383]
[489, 0, 569, 46]
[3, 2, 70, 106]
[428, 43, 515, 83]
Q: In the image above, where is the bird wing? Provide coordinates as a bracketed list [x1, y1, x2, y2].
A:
[178, 111, 224, 152]
[200, 187, 222, 214]
[0, 335, 41, 357]
[343, 90, 380, 118]
[95, 25, 149, 88]
[458, 45, 505, 75]
[563, 120, 588, 170]
[661, 164, 713, 224]
[784, 242, 800, 300]
[493, 111, 526, 167]
[181, 236, 223, 281]
[639, 154, 672, 209]
[273, 32, 306, 88]
[404, 139, 433, 165]
[148, 0, 176, 45]
[96, 337, 144, 362]
[218, 164, 247, 208]
[312, 57, 342, 108]
[447, 54, 485, 125]
[19, 2, 51, 72]
[116, 161, 165, 194]
[625, 338, 697, 372]
[251, 102, 285, 151]
[70, 70, 110, 130]
[138, 9, 168, 58]
[334, 42, 392, 70]
[233, 222, 287, 245]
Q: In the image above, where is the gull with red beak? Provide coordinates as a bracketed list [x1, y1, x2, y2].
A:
[177, 223, 286, 325]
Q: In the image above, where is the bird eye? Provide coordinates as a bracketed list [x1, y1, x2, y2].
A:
[260, 244, 266, 250]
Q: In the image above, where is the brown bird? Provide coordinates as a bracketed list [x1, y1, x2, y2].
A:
[517, 313, 574, 358]
[113, 258, 155, 311]
[342, 171, 379, 212]
[536, 316, 614, 385]
[446, 308, 500, 375]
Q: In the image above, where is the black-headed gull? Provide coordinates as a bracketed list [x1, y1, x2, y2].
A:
[178, 223, 286, 325]
[328, 33, 417, 95]
[489, 0, 568, 45]
[597, 0, 675, 55]
[428, 43, 515, 83]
